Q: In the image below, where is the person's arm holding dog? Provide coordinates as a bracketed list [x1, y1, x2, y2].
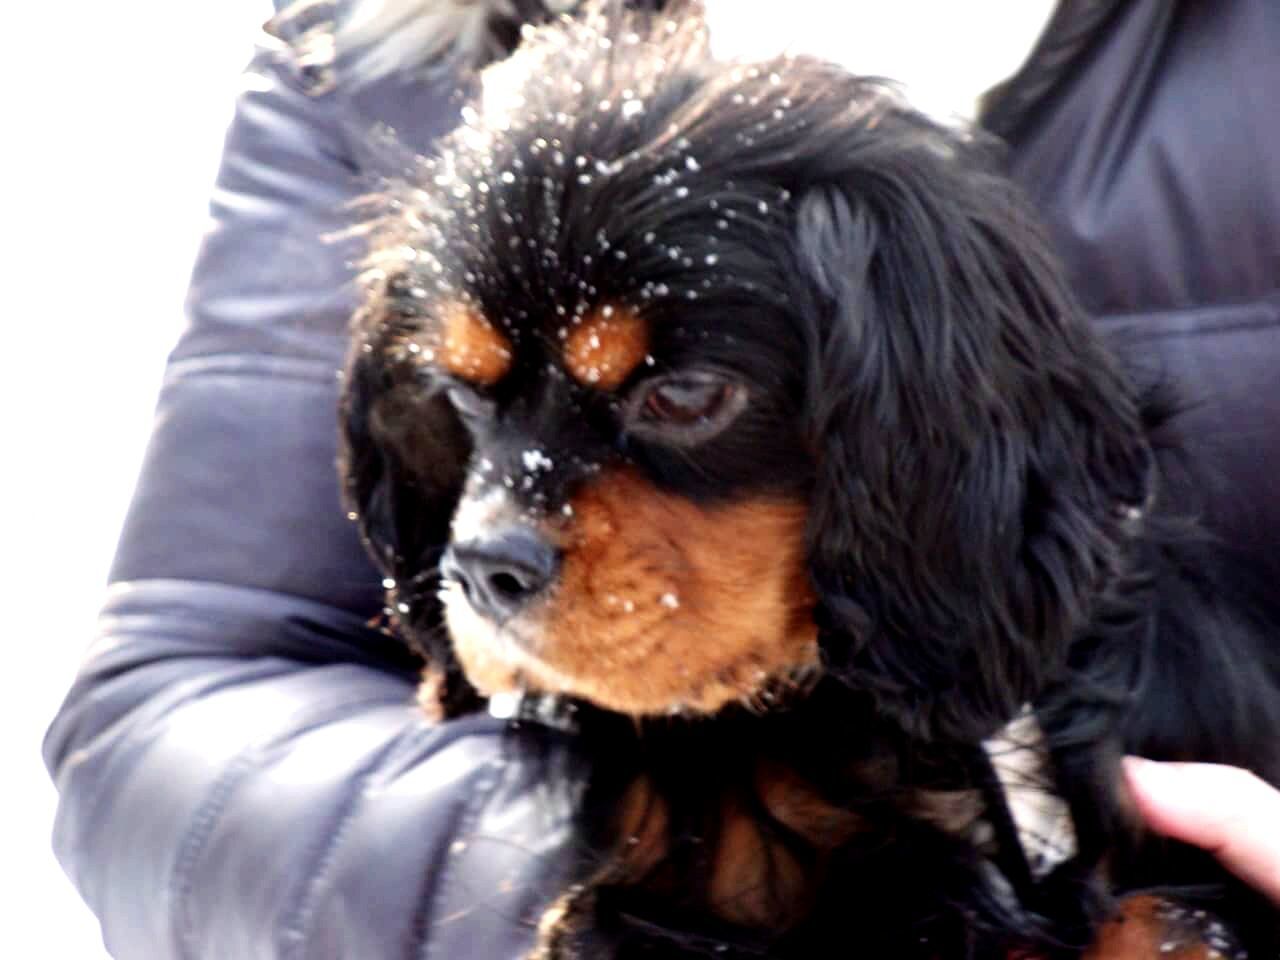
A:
[41, 4, 582, 957]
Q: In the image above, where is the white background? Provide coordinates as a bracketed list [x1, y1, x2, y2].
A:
[2, 1, 270, 954]
[0, 1, 1050, 955]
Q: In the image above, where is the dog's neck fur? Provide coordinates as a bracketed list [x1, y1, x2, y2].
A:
[500, 485, 1280, 956]
[505, 679, 1091, 951]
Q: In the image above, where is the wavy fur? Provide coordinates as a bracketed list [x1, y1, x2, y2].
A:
[338, 4, 1280, 957]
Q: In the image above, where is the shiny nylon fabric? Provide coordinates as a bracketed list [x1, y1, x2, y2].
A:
[44, 8, 581, 957]
[987, 0, 1280, 580]
[45, 1, 1280, 957]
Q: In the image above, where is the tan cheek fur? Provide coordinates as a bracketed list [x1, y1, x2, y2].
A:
[533, 467, 818, 714]
[442, 468, 818, 714]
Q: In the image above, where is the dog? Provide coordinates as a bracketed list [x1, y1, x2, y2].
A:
[337, 4, 1280, 957]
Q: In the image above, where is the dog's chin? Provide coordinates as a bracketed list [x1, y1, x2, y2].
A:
[439, 580, 573, 700]
[439, 580, 821, 717]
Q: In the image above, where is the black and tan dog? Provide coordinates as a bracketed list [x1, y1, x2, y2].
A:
[338, 4, 1280, 957]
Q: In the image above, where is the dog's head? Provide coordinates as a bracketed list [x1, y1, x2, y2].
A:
[340, 4, 1153, 741]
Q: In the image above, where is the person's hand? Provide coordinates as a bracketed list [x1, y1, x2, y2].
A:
[1123, 757, 1280, 904]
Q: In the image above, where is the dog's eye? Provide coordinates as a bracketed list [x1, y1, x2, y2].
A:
[645, 379, 729, 423]
[445, 385, 496, 421]
[628, 372, 747, 446]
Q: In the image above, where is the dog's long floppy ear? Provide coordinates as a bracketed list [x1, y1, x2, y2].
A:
[793, 149, 1154, 743]
[337, 274, 471, 617]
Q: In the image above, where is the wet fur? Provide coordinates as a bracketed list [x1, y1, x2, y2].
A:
[338, 5, 1280, 957]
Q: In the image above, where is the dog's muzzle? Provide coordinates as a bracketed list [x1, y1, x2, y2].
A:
[442, 528, 561, 623]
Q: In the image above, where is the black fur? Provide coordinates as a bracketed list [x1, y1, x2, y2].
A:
[338, 5, 1280, 957]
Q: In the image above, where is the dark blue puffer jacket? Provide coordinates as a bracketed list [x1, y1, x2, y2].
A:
[44, 1, 1280, 957]
[42, 3, 584, 957]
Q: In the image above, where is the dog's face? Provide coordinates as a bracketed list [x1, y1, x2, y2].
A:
[368, 133, 822, 715]
[341, 6, 1154, 737]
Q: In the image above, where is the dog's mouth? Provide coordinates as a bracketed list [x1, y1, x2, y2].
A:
[437, 466, 820, 716]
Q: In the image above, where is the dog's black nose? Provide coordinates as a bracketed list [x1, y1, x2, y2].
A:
[442, 529, 560, 622]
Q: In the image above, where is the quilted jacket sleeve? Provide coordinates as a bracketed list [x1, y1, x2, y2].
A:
[43, 17, 578, 960]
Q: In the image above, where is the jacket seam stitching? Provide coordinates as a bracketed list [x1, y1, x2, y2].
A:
[170, 693, 412, 960]
[163, 354, 343, 384]
[414, 756, 506, 960]
[1095, 290, 1280, 328]
[71, 661, 297, 926]
[280, 722, 418, 959]
[1099, 313, 1280, 341]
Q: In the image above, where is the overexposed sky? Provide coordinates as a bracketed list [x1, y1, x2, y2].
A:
[2, 2, 271, 954]
[2, 2, 1053, 955]
[707, 0, 1056, 122]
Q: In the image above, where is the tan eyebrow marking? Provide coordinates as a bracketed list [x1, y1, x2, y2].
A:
[563, 305, 650, 390]
[437, 304, 513, 386]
